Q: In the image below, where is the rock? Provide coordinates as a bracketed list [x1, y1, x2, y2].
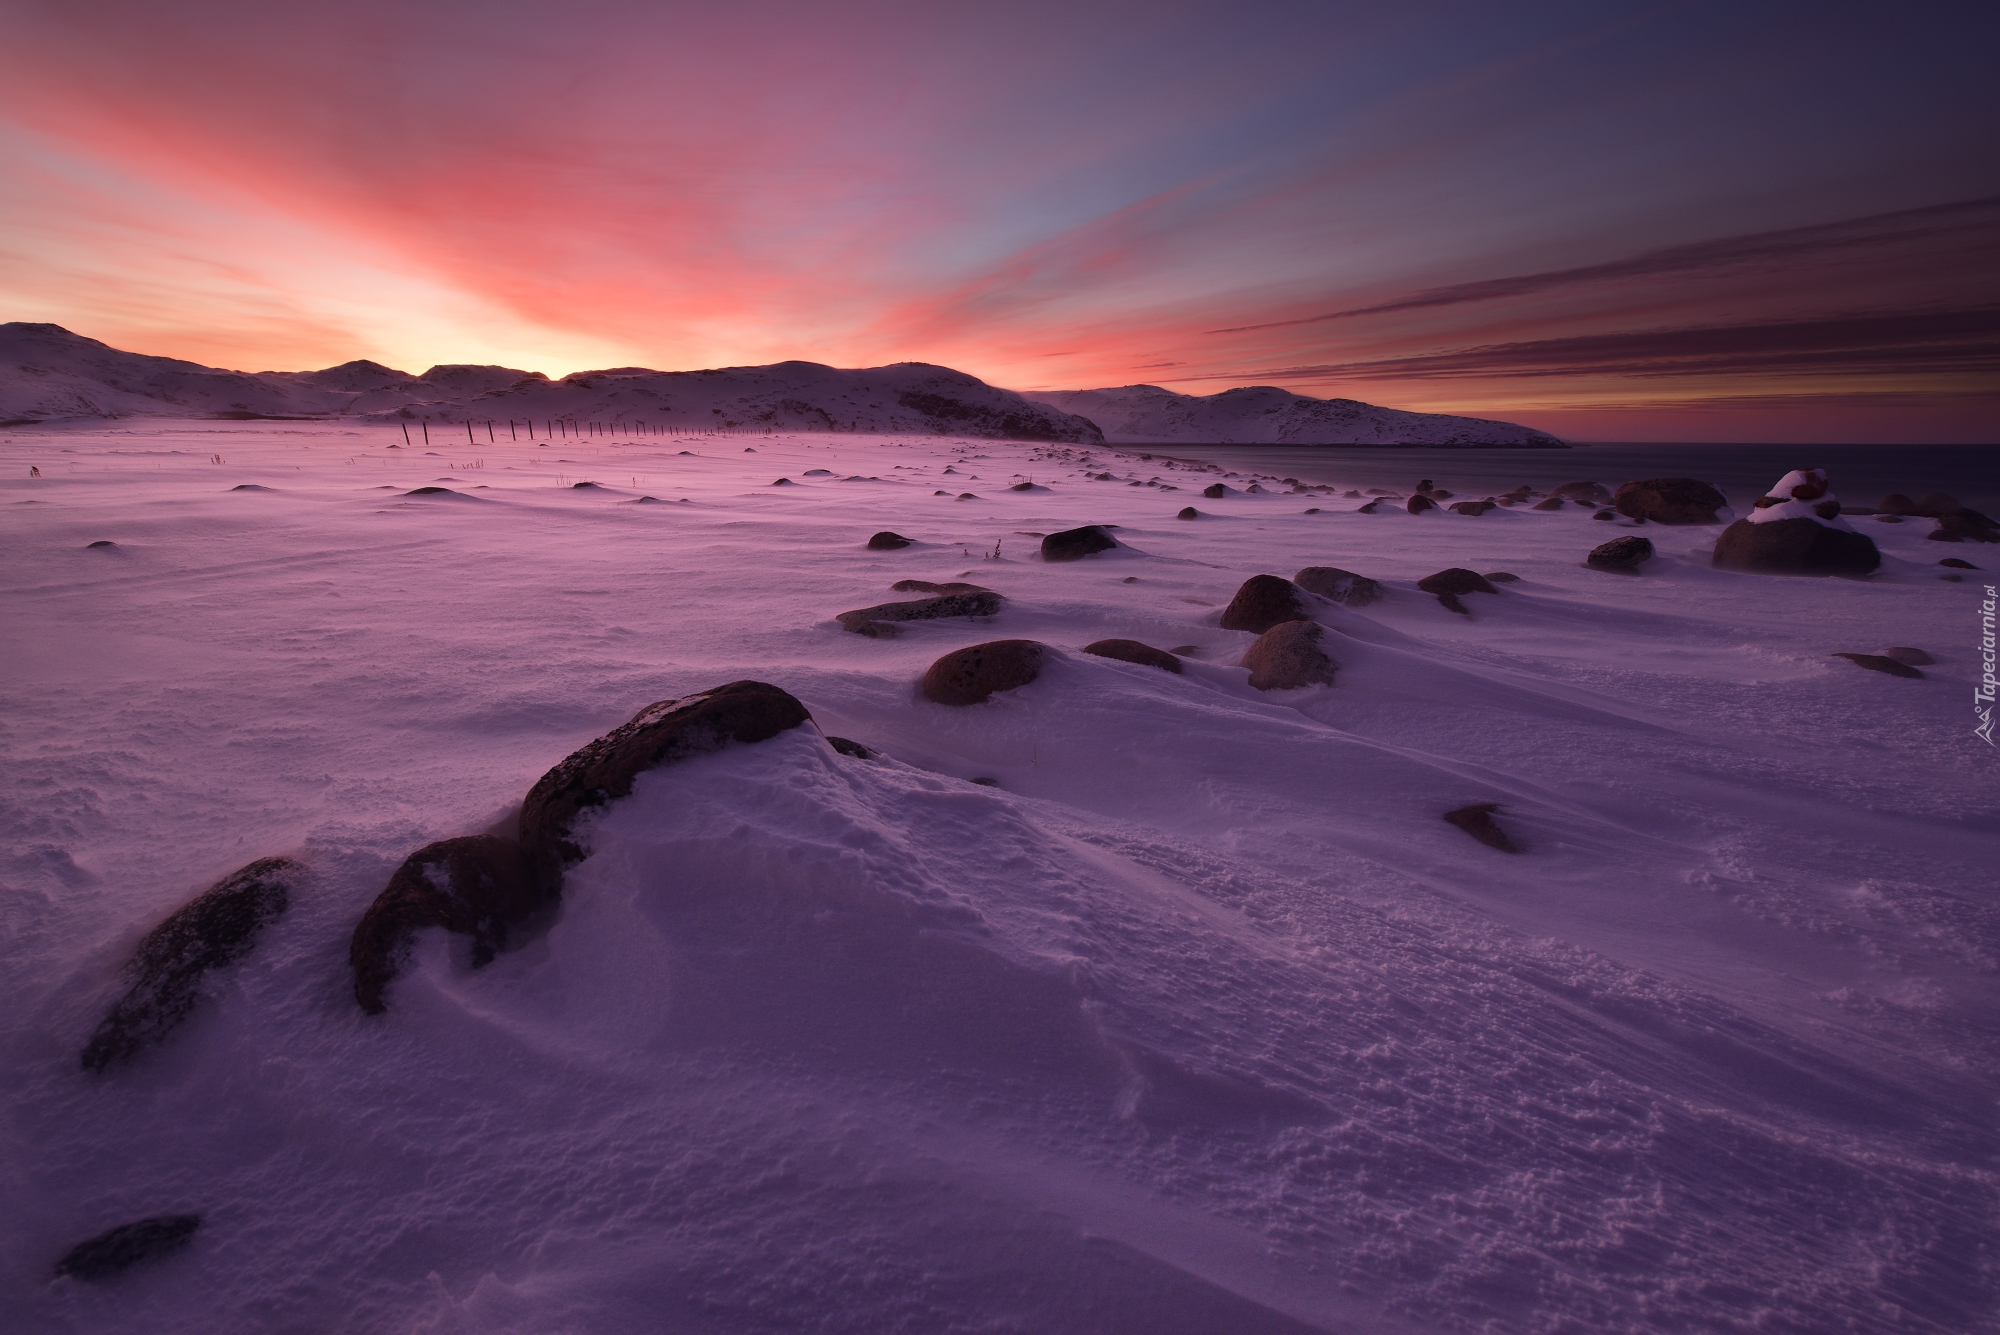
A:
[1417, 568, 1498, 598]
[1879, 493, 1919, 514]
[1443, 804, 1518, 852]
[1428, 489, 1453, 499]
[1083, 639, 1182, 673]
[1356, 501, 1381, 513]
[826, 736, 877, 758]
[1220, 574, 1312, 634]
[1881, 647, 1935, 666]
[1178, 506, 1199, 519]
[1930, 512, 2000, 543]
[349, 836, 537, 1014]
[866, 531, 913, 550]
[836, 590, 1003, 637]
[1832, 653, 1923, 679]
[1613, 477, 1727, 524]
[405, 486, 453, 496]
[1449, 500, 1495, 516]
[771, 478, 793, 486]
[1553, 481, 1612, 504]
[1484, 571, 1520, 582]
[890, 579, 992, 594]
[1591, 508, 1618, 521]
[922, 640, 1046, 705]
[54, 1215, 201, 1281]
[1587, 536, 1654, 571]
[1201, 483, 1225, 498]
[82, 857, 299, 1071]
[1531, 496, 1564, 511]
[1406, 494, 1439, 514]
[1240, 620, 1337, 690]
[1009, 482, 1036, 491]
[957, 492, 977, 500]
[518, 682, 812, 895]
[1303, 507, 1320, 514]
[86, 540, 117, 548]
[1713, 518, 1880, 575]
[1940, 558, 1979, 569]
[1293, 566, 1384, 606]
[1041, 525, 1117, 562]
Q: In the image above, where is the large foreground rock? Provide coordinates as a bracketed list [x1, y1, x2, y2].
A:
[350, 835, 538, 1014]
[519, 681, 814, 892]
[82, 857, 299, 1071]
[1292, 566, 1383, 606]
[1241, 621, 1337, 690]
[1713, 518, 1880, 575]
[1040, 526, 1117, 561]
[1220, 575, 1312, 634]
[55, 1215, 201, 1281]
[837, 590, 1003, 637]
[923, 640, 1046, 704]
[1083, 639, 1182, 673]
[1614, 477, 1727, 524]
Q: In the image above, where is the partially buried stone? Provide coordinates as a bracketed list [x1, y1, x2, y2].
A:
[1220, 574, 1312, 634]
[1531, 496, 1564, 511]
[1484, 571, 1520, 582]
[1083, 639, 1182, 672]
[55, 1215, 201, 1281]
[1041, 525, 1117, 561]
[1613, 477, 1727, 524]
[922, 640, 1045, 705]
[1587, 536, 1654, 572]
[517, 682, 813, 896]
[1449, 501, 1495, 516]
[1417, 568, 1498, 598]
[1293, 566, 1383, 606]
[866, 531, 912, 550]
[891, 579, 992, 594]
[826, 736, 877, 758]
[1831, 653, 1923, 679]
[1939, 558, 1978, 569]
[1881, 647, 1935, 666]
[1406, 494, 1439, 514]
[1591, 509, 1618, 521]
[1443, 804, 1518, 852]
[1178, 506, 1199, 519]
[1202, 483, 1226, 498]
[836, 590, 1003, 638]
[87, 540, 117, 548]
[82, 856, 299, 1071]
[349, 835, 538, 1015]
[1241, 620, 1336, 690]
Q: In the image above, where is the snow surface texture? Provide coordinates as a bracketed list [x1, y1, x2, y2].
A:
[3, 423, 1995, 1335]
[1022, 384, 1564, 446]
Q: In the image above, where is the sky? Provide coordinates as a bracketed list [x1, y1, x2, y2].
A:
[0, 0, 1994, 442]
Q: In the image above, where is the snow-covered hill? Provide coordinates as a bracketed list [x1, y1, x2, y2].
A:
[1024, 383, 1563, 446]
[0, 324, 1104, 444]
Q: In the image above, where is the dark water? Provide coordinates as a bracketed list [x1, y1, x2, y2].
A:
[1136, 442, 2000, 514]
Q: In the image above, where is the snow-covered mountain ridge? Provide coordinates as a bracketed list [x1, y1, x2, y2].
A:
[1024, 383, 1564, 446]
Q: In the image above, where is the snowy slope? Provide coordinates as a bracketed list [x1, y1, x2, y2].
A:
[1024, 384, 1564, 445]
[1, 421, 1993, 1334]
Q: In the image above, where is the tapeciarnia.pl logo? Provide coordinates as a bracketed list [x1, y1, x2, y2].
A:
[1977, 584, 1997, 746]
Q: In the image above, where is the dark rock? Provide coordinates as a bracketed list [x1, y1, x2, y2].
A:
[1428, 489, 1452, 499]
[1220, 574, 1312, 634]
[1178, 506, 1199, 519]
[970, 777, 1001, 787]
[519, 682, 812, 895]
[1881, 647, 1935, 666]
[82, 857, 298, 1071]
[1303, 507, 1320, 514]
[1712, 518, 1880, 575]
[772, 477, 793, 486]
[1553, 481, 1612, 504]
[1241, 620, 1337, 690]
[405, 486, 453, 496]
[1832, 653, 1923, 679]
[87, 540, 117, 548]
[1531, 496, 1564, 511]
[1293, 566, 1384, 606]
[54, 1215, 201, 1281]
[1591, 508, 1618, 521]
[1406, 494, 1439, 514]
[1484, 571, 1520, 582]
[1356, 501, 1381, 513]
[1587, 536, 1654, 571]
[1939, 558, 1979, 569]
[922, 640, 1046, 705]
[826, 736, 877, 758]
[1415, 479, 1434, 492]
[866, 531, 913, 550]
[1449, 500, 1495, 516]
[891, 579, 992, 594]
[1417, 568, 1498, 598]
[1930, 512, 2000, 543]
[1009, 481, 1036, 491]
[1443, 804, 1518, 852]
[957, 492, 977, 500]
[836, 590, 1003, 637]
[1041, 525, 1117, 561]
[1879, 493, 1919, 514]
[350, 835, 538, 1014]
[1083, 639, 1182, 673]
[1613, 477, 1727, 524]
[571, 482, 605, 490]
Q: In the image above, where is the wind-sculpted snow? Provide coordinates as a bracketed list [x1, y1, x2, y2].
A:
[2, 423, 1992, 1334]
[1025, 383, 1564, 445]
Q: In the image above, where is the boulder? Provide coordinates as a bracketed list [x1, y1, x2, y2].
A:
[1881, 647, 1935, 666]
[1831, 653, 1923, 679]
[1591, 509, 1618, 521]
[1406, 494, 1439, 514]
[836, 590, 1003, 638]
[1930, 511, 2000, 543]
[1587, 536, 1654, 572]
[1417, 568, 1498, 597]
[87, 540, 117, 549]
[866, 531, 913, 550]
[1713, 518, 1879, 575]
[1552, 481, 1612, 504]
[1443, 804, 1518, 852]
[350, 835, 538, 1014]
[1614, 477, 1727, 524]
[1084, 639, 1183, 673]
[1241, 621, 1337, 690]
[518, 682, 812, 894]
[1878, 493, 1919, 514]
[1292, 566, 1384, 606]
[1220, 575, 1312, 634]
[1202, 483, 1226, 498]
[922, 640, 1046, 705]
[891, 579, 992, 595]
[825, 736, 878, 758]
[1041, 525, 1117, 562]
[1449, 500, 1495, 516]
[1177, 506, 1199, 519]
[82, 857, 299, 1071]
[1531, 496, 1564, 511]
[1940, 558, 1979, 569]
[55, 1215, 201, 1281]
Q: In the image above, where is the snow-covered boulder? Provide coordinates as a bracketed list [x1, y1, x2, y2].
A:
[1712, 470, 1881, 575]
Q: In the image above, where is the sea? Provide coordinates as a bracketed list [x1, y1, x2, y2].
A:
[1133, 442, 1999, 515]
